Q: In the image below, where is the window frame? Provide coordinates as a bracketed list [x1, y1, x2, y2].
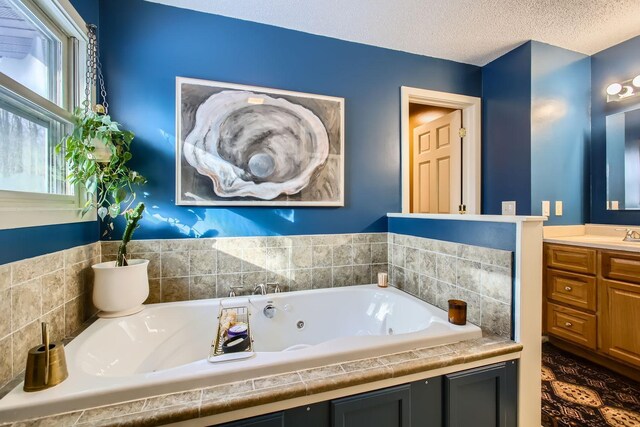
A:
[0, 0, 96, 230]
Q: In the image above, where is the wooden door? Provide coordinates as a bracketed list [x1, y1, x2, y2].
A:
[600, 278, 640, 367]
[412, 110, 462, 213]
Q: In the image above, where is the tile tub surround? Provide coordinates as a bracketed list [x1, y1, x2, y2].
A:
[388, 233, 513, 337]
[100, 233, 389, 303]
[0, 243, 101, 390]
[0, 334, 521, 426]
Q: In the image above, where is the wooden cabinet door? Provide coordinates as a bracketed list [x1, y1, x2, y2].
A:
[332, 385, 411, 427]
[600, 278, 640, 367]
[444, 362, 517, 427]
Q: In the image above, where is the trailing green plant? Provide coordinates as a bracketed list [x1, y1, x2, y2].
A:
[116, 202, 145, 267]
[56, 108, 146, 221]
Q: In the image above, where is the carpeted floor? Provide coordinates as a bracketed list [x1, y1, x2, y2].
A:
[542, 343, 640, 427]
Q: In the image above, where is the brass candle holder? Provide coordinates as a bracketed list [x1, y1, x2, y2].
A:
[24, 322, 68, 392]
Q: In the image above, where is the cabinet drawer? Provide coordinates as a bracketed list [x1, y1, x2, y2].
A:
[546, 245, 596, 275]
[546, 269, 596, 311]
[546, 302, 596, 349]
[601, 251, 640, 284]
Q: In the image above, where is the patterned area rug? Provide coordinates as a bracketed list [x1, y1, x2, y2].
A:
[542, 343, 640, 427]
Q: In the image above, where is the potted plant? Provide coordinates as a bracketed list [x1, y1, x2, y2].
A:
[59, 108, 149, 317]
[92, 203, 149, 317]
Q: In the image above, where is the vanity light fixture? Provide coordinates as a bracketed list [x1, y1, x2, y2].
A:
[606, 74, 640, 102]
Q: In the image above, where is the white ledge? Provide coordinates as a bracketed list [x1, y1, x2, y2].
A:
[387, 213, 546, 224]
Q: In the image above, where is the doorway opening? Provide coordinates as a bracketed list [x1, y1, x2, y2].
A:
[401, 87, 481, 214]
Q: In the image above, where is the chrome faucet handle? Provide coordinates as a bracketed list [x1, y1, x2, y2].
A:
[228, 286, 243, 297]
[266, 282, 281, 293]
[253, 283, 267, 295]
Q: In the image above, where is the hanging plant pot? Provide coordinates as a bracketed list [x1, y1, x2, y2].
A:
[89, 137, 112, 163]
[92, 259, 149, 318]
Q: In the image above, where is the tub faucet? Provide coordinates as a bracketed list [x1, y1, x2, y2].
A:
[253, 283, 267, 295]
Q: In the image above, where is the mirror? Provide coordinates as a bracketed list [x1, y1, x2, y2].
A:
[606, 106, 640, 210]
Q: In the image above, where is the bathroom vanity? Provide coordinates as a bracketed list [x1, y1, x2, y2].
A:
[543, 226, 640, 380]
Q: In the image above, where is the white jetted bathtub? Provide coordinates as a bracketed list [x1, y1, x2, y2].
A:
[0, 285, 481, 421]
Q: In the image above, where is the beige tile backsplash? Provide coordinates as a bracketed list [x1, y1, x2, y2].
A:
[0, 243, 100, 390]
[100, 233, 388, 302]
[388, 233, 513, 338]
[0, 231, 513, 390]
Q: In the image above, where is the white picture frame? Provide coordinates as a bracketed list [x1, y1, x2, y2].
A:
[175, 77, 345, 207]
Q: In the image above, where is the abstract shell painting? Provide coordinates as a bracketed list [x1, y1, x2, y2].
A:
[176, 77, 344, 206]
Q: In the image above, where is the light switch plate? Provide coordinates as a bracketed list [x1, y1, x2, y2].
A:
[555, 201, 563, 216]
[542, 201, 550, 217]
[502, 201, 516, 215]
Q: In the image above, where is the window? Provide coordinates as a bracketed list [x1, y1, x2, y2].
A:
[0, 0, 91, 229]
[0, 0, 62, 103]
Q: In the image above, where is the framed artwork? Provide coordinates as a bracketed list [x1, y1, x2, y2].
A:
[176, 77, 345, 206]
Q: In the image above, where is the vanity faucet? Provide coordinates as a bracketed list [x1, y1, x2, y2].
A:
[617, 228, 640, 242]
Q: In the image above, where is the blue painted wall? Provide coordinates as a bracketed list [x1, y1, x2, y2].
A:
[98, 0, 481, 240]
[388, 217, 516, 252]
[0, 222, 98, 265]
[481, 42, 532, 215]
[591, 36, 640, 225]
[0, 0, 100, 265]
[530, 42, 591, 225]
[70, 0, 99, 27]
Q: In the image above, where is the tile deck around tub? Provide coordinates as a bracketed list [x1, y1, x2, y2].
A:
[0, 333, 522, 427]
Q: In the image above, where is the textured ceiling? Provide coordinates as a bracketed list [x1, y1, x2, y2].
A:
[147, 0, 640, 66]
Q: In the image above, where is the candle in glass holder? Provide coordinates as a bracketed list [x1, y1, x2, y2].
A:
[448, 299, 467, 325]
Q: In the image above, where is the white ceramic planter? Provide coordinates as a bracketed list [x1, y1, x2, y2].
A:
[92, 259, 149, 318]
[89, 138, 112, 163]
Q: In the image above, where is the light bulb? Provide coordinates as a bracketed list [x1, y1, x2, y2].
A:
[606, 83, 622, 96]
[633, 75, 640, 88]
[620, 85, 635, 98]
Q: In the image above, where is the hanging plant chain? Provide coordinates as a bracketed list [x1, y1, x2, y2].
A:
[84, 24, 108, 114]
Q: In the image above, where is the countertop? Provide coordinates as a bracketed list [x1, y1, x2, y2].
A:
[544, 235, 640, 253]
[0, 334, 521, 427]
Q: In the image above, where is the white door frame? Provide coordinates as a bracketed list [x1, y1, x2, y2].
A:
[401, 86, 482, 214]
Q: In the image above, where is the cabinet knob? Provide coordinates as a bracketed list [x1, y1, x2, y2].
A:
[564, 286, 572, 291]
[565, 322, 573, 327]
